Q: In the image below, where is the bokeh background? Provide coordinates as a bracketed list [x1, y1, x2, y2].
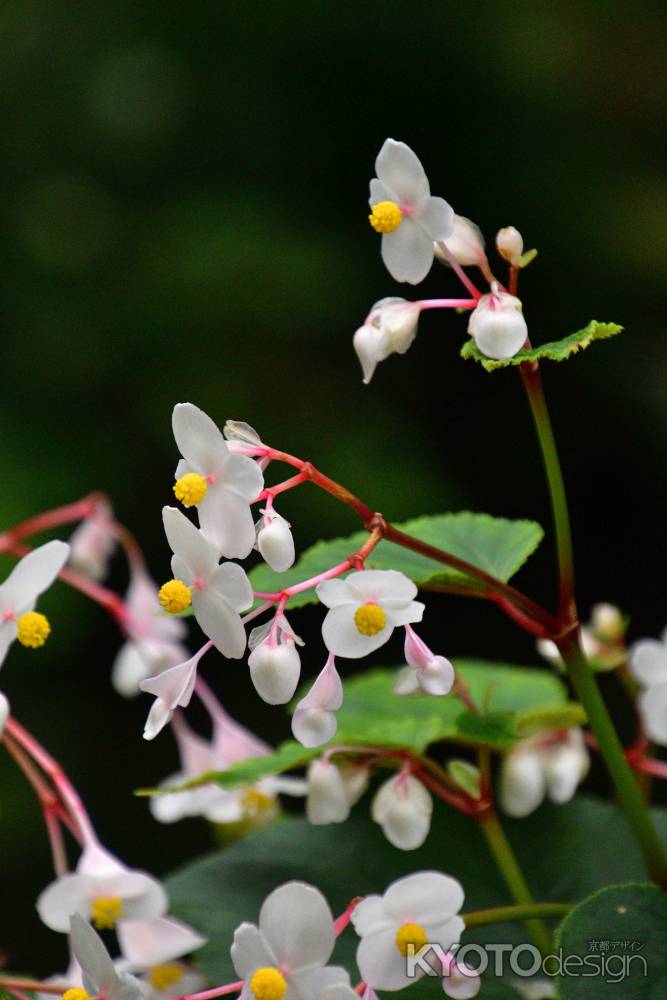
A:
[1, 0, 665, 971]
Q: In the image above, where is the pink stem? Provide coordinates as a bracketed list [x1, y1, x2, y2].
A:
[253, 558, 353, 602]
[255, 470, 308, 503]
[633, 757, 667, 781]
[435, 241, 483, 299]
[0, 982, 71, 997]
[418, 298, 478, 310]
[334, 896, 363, 936]
[180, 982, 244, 1000]
[0, 494, 102, 553]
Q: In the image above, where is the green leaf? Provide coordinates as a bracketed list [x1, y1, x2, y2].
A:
[456, 710, 519, 747]
[165, 797, 667, 991]
[460, 320, 622, 372]
[249, 511, 544, 607]
[515, 703, 588, 737]
[447, 759, 482, 799]
[556, 883, 667, 998]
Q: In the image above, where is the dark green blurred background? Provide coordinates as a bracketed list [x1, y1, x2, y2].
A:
[1, 0, 665, 972]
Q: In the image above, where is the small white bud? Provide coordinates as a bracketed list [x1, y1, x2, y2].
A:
[544, 730, 589, 804]
[590, 602, 624, 643]
[468, 289, 527, 360]
[435, 215, 485, 267]
[404, 626, 455, 696]
[257, 510, 295, 573]
[371, 772, 432, 850]
[495, 226, 524, 264]
[499, 748, 546, 818]
[353, 323, 390, 384]
[353, 298, 421, 384]
[291, 655, 343, 748]
[248, 639, 301, 705]
[223, 420, 263, 445]
[306, 759, 352, 825]
[68, 499, 116, 581]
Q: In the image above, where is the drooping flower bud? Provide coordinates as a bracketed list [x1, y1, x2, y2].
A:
[291, 655, 343, 747]
[371, 772, 432, 850]
[403, 625, 455, 696]
[222, 420, 263, 446]
[442, 953, 481, 998]
[353, 298, 421, 384]
[248, 637, 301, 705]
[435, 215, 485, 267]
[495, 226, 524, 264]
[305, 759, 368, 825]
[256, 509, 295, 573]
[590, 602, 624, 643]
[467, 287, 527, 360]
[68, 499, 116, 581]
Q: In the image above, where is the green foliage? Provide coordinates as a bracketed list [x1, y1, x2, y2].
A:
[165, 797, 667, 991]
[249, 512, 544, 606]
[460, 320, 622, 372]
[556, 883, 667, 998]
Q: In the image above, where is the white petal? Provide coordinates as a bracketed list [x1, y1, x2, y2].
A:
[259, 881, 335, 971]
[290, 967, 349, 1000]
[162, 507, 218, 580]
[0, 690, 8, 736]
[257, 515, 295, 573]
[248, 640, 301, 704]
[353, 324, 391, 385]
[639, 682, 667, 745]
[544, 741, 589, 804]
[346, 569, 417, 604]
[629, 639, 667, 687]
[315, 578, 355, 609]
[296, 656, 343, 712]
[192, 589, 247, 659]
[149, 775, 196, 824]
[440, 215, 485, 267]
[292, 707, 338, 748]
[372, 775, 433, 851]
[368, 177, 392, 205]
[70, 914, 117, 994]
[393, 665, 420, 695]
[143, 699, 173, 741]
[1, 540, 69, 612]
[384, 871, 465, 925]
[117, 917, 206, 967]
[230, 923, 277, 979]
[209, 561, 253, 613]
[224, 451, 265, 501]
[418, 657, 455, 696]
[112, 643, 150, 698]
[111, 873, 168, 921]
[314, 983, 357, 1000]
[321, 605, 393, 659]
[417, 196, 454, 242]
[37, 874, 92, 932]
[172, 403, 228, 477]
[306, 761, 351, 825]
[499, 749, 546, 817]
[140, 656, 199, 710]
[385, 600, 425, 628]
[0, 621, 17, 668]
[468, 292, 527, 361]
[198, 487, 257, 560]
[381, 223, 435, 285]
[350, 895, 392, 937]
[375, 139, 430, 206]
[356, 925, 415, 991]
[442, 959, 481, 998]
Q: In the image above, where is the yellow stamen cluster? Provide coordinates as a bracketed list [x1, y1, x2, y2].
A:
[241, 787, 274, 817]
[16, 611, 51, 648]
[249, 967, 287, 1000]
[91, 895, 123, 930]
[62, 990, 90, 1000]
[149, 964, 184, 991]
[395, 921, 429, 957]
[369, 200, 403, 234]
[159, 579, 192, 614]
[174, 472, 208, 507]
[354, 602, 387, 636]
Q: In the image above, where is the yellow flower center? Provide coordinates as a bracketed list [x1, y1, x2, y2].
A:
[16, 611, 51, 648]
[395, 921, 429, 957]
[90, 895, 123, 930]
[249, 967, 287, 1000]
[369, 200, 403, 234]
[173, 472, 208, 507]
[241, 787, 274, 817]
[149, 964, 184, 991]
[354, 602, 387, 636]
[158, 579, 192, 614]
[61, 990, 90, 1000]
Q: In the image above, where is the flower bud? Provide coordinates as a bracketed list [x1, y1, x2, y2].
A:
[291, 655, 343, 748]
[353, 298, 421, 384]
[353, 323, 390, 385]
[435, 215, 485, 267]
[68, 499, 116, 581]
[499, 748, 546, 818]
[590, 602, 624, 643]
[223, 420, 263, 445]
[371, 773, 432, 850]
[495, 226, 524, 264]
[306, 760, 352, 825]
[256, 510, 295, 573]
[0, 690, 8, 738]
[543, 729, 589, 804]
[248, 639, 301, 705]
[442, 954, 481, 999]
[404, 625, 455, 696]
[467, 289, 527, 360]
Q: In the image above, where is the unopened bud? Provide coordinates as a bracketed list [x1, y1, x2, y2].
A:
[590, 603, 624, 643]
[371, 773, 432, 850]
[248, 639, 301, 705]
[291, 655, 343, 748]
[468, 289, 527, 360]
[306, 760, 352, 825]
[223, 420, 263, 445]
[496, 226, 524, 264]
[256, 510, 295, 573]
[353, 298, 421, 384]
[435, 215, 485, 267]
[68, 499, 116, 581]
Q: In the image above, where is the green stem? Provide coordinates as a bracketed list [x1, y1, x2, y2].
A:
[479, 811, 553, 956]
[520, 362, 576, 623]
[464, 901, 572, 930]
[557, 631, 667, 886]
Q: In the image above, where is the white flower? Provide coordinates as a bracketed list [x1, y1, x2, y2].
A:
[436, 215, 485, 267]
[256, 509, 295, 573]
[70, 914, 145, 1000]
[0, 540, 69, 668]
[495, 226, 524, 265]
[0, 690, 8, 737]
[353, 298, 421, 384]
[402, 625, 455, 696]
[351, 871, 465, 991]
[162, 506, 252, 657]
[69, 498, 116, 581]
[37, 841, 168, 933]
[317, 570, 424, 659]
[499, 728, 589, 818]
[140, 962, 205, 1000]
[292, 655, 343, 748]
[172, 403, 264, 559]
[112, 565, 188, 699]
[117, 915, 206, 969]
[371, 772, 433, 850]
[629, 628, 667, 744]
[306, 759, 368, 825]
[231, 881, 350, 1000]
[369, 139, 454, 284]
[140, 645, 209, 740]
[467, 287, 527, 360]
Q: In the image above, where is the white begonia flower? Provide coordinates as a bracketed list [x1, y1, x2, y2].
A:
[162, 505, 252, 657]
[495, 226, 524, 265]
[69, 499, 117, 581]
[172, 402, 264, 559]
[467, 286, 528, 360]
[371, 772, 433, 851]
[0, 540, 69, 668]
[140, 962, 205, 1000]
[353, 297, 422, 384]
[0, 690, 8, 737]
[292, 655, 343, 748]
[499, 728, 589, 818]
[140, 644, 210, 740]
[231, 881, 350, 1000]
[117, 915, 206, 969]
[435, 215, 486, 267]
[113, 565, 188, 699]
[37, 841, 168, 934]
[351, 871, 465, 991]
[317, 570, 424, 660]
[256, 508, 295, 573]
[403, 625, 455, 696]
[248, 633, 302, 705]
[629, 628, 667, 744]
[306, 759, 369, 825]
[369, 139, 454, 285]
[70, 914, 145, 1000]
